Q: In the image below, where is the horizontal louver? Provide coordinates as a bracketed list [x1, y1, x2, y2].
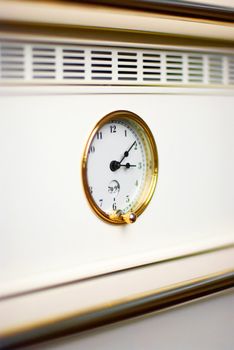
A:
[188, 55, 203, 83]
[32, 46, 56, 80]
[228, 56, 234, 85]
[0, 44, 25, 80]
[143, 53, 161, 82]
[91, 50, 112, 81]
[208, 56, 223, 84]
[166, 54, 183, 82]
[63, 48, 85, 80]
[118, 51, 138, 81]
[0, 40, 233, 87]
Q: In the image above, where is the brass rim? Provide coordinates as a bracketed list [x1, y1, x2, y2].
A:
[81, 110, 158, 224]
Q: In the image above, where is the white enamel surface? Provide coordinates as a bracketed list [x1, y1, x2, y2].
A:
[0, 90, 234, 295]
[0, 247, 233, 334]
[86, 118, 147, 215]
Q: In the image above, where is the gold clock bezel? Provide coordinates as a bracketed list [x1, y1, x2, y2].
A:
[81, 110, 158, 225]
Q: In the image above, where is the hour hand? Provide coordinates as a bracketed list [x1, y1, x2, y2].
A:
[120, 163, 136, 169]
[110, 161, 136, 171]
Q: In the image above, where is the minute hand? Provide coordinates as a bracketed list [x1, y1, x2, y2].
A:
[119, 141, 136, 164]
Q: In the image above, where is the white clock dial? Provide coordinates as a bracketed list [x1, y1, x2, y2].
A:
[87, 119, 146, 215]
[82, 111, 158, 225]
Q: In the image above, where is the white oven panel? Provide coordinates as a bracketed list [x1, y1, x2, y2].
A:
[0, 91, 233, 293]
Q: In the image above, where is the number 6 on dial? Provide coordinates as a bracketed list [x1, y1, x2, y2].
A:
[82, 110, 158, 224]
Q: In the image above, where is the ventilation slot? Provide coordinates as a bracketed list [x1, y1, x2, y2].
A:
[118, 51, 138, 81]
[166, 54, 183, 82]
[208, 56, 223, 84]
[228, 56, 234, 85]
[91, 50, 112, 81]
[0, 39, 233, 88]
[0, 44, 25, 80]
[188, 55, 203, 83]
[63, 48, 85, 80]
[32, 46, 56, 80]
[142, 53, 161, 82]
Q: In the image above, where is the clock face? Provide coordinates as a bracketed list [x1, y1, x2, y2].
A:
[82, 111, 158, 224]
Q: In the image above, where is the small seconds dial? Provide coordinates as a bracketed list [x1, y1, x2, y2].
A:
[82, 111, 158, 224]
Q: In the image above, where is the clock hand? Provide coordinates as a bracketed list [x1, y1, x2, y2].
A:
[120, 163, 136, 169]
[110, 160, 121, 172]
[119, 141, 136, 164]
[110, 141, 137, 172]
[110, 161, 136, 171]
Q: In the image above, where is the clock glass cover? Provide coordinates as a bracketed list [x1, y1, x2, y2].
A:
[82, 110, 158, 224]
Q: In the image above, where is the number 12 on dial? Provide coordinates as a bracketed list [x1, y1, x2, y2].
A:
[82, 110, 158, 224]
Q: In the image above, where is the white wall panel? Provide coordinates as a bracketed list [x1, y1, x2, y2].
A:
[0, 91, 234, 294]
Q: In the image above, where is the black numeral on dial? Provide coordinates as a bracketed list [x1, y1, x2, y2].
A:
[97, 131, 103, 140]
[110, 125, 116, 133]
[88, 145, 95, 154]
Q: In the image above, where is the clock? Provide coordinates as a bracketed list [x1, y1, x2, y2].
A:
[82, 110, 158, 224]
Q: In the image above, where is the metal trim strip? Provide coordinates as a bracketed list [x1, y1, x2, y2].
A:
[1, 270, 234, 349]
[0, 2, 234, 42]
[71, 0, 234, 23]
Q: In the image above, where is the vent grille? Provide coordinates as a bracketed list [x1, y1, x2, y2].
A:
[91, 50, 112, 81]
[208, 56, 223, 84]
[117, 51, 138, 81]
[32, 46, 56, 80]
[63, 48, 85, 80]
[0, 44, 25, 80]
[166, 54, 183, 82]
[188, 55, 203, 83]
[142, 53, 161, 82]
[228, 56, 234, 85]
[0, 40, 234, 88]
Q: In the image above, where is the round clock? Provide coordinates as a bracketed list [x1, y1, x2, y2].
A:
[82, 110, 158, 224]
